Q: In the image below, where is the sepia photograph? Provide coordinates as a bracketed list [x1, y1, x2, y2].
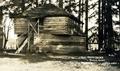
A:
[0, 0, 120, 71]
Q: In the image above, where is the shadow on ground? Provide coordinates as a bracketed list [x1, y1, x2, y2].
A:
[0, 52, 120, 68]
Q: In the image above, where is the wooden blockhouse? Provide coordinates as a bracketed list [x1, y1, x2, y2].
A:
[9, 4, 86, 54]
[23, 4, 86, 54]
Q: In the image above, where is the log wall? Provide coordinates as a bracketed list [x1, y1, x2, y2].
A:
[14, 18, 29, 34]
[31, 16, 86, 54]
[33, 33, 86, 54]
[43, 17, 80, 35]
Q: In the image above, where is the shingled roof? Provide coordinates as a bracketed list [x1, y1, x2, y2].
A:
[23, 4, 69, 18]
[25, 4, 84, 23]
[11, 4, 83, 24]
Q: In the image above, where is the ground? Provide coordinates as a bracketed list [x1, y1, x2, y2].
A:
[0, 53, 120, 71]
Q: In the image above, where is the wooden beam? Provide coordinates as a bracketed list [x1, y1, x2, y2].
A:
[39, 39, 85, 43]
[28, 22, 38, 34]
[38, 20, 40, 35]
[27, 22, 30, 52]
[15, 37, 28, 54]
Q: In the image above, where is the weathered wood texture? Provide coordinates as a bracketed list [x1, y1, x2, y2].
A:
[15, 37, 28, 54]
[0, 15, 2, 48]
[42, 17, 82, 35]
[32, 33, 86, 54]
[16, 32, 34, 52]
[30, 16, 85, 54]
[17, 35, 27, 48]
[14, 18, 28, 34]
[0, 29, 3, 48]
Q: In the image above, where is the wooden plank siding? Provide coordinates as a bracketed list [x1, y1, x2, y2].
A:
[42, 17, 81, 35]
[14, 18, 34, 52]
[14, 18, 28, 34]
[33, 33, 86, 54]
[30, 16, 86, 54]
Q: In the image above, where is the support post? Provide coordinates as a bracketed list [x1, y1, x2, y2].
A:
[27, 21, 30, 52]
[38, 19, 40, 36]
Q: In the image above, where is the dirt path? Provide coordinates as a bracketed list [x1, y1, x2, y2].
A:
[0, 53, 120, 71]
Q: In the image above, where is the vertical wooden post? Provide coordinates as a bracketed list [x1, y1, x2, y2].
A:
[38, 19, 40, 36]
[27, 20, 30, 52]
[2, 30, 5, 50]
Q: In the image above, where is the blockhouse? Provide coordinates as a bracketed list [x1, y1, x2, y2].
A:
[23, 4, 86, 54]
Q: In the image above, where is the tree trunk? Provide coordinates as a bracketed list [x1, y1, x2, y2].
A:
[85, 0, 88, 50]
[58, 0, 63, 8]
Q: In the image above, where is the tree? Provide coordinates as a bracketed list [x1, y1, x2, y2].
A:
[57, 0, 63, 8]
